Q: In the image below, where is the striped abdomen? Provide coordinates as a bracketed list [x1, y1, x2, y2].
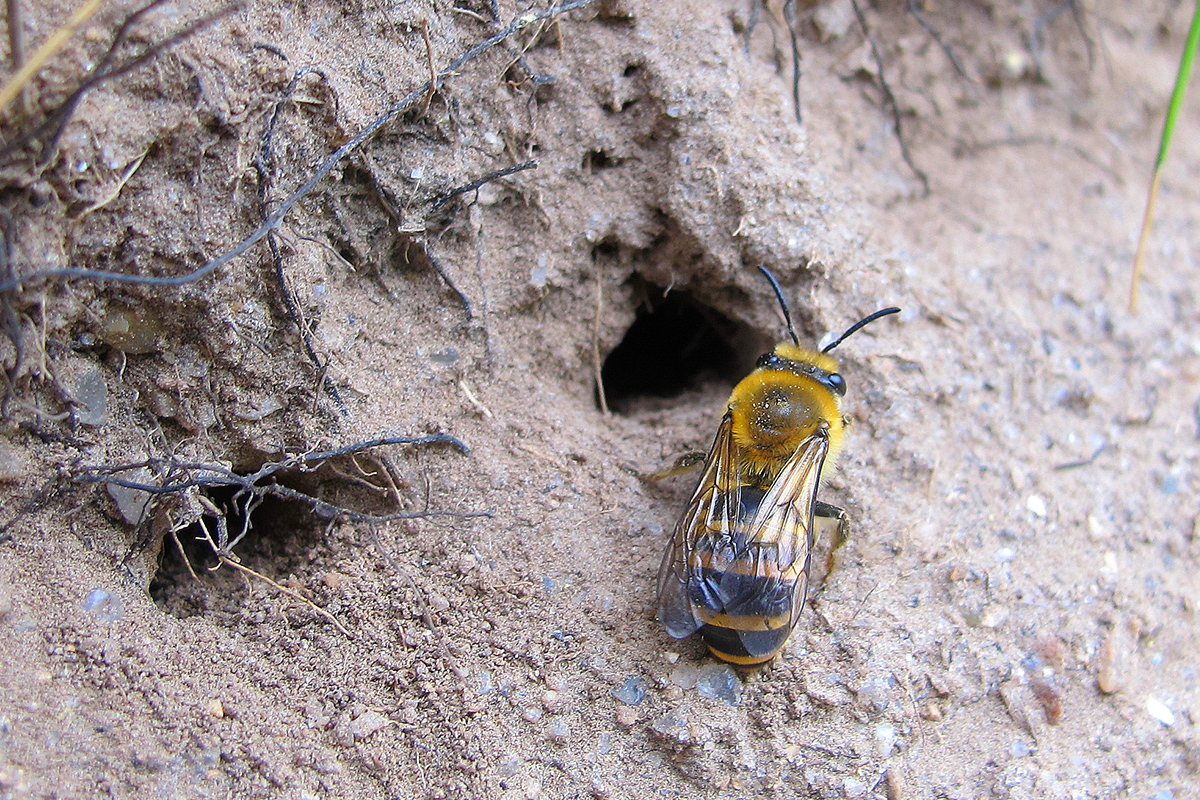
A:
[688, 487, 810, 667]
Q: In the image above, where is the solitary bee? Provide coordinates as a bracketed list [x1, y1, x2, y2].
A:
[655, 268, 898, 667]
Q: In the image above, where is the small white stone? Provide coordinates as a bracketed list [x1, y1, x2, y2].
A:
[1025, 495, 1047, 517]
[1146, 696, 1175, 726]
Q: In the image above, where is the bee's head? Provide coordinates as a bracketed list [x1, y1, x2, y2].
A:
[755, 266, 899, 397]
[756, 345, 846, 396]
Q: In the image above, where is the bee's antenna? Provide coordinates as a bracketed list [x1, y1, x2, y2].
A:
[822, 307, 900, 353]
[757, 266, 799, 346]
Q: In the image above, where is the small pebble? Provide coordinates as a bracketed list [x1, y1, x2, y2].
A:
[614, 706, 638, 727]
[81, 588, 124, 624]
[0, 442, 27, 481]
[73, 367, 108, 427]
[668, 663, 699, 690]
[660, 685, 684, 702]
[1025, 495, 1047, 518]
[98, 307, 161, 353]
[874, 722, 896, 759]
[695, 664, 742, 706]
[1145, 696, 1175, 726]
[545, 718, 569, 744]
[1029, 675, 1063, 724]
[649, 709, 690, 745]
[813, 0, 854, 42]
[856, 674, 891, 712]
[611, 676, 646, 706]
[1096, 627, 1124, 694]
[348, 710, 390, 740]
[980, 605, 1010, 629]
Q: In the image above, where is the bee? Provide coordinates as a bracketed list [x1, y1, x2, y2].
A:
[655, 267, 899, 667]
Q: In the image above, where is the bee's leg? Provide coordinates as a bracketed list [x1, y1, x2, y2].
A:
[623, 451, 707, 482]
[813, 501, 850, 578]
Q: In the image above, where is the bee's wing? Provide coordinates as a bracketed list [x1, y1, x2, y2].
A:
[724, 430, 829, 650]
[655, 413, 741, 639]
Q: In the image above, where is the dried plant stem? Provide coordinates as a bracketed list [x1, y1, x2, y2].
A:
[219, 555, 353, 638]
[0, 0, 105, 112]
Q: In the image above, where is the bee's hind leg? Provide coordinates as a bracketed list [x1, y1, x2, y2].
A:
[813, 501, 850, 579]
[623, 451, 707, 482]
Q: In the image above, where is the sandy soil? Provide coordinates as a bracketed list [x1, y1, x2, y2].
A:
[1, 1, 1198, 798]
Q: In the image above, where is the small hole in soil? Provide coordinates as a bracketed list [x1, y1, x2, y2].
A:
[150, 486, 325, 620]
[583, 149, 619, 171]
[600, 278, 764, 413]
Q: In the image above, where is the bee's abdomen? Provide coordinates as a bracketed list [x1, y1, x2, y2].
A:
[688, 490, 805, 666]
[697, 623, 790, 667]
[690, 570, 801, 666]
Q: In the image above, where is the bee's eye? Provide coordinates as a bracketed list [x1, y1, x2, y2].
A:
[756, 353, 780, 369]
[826, 373, 846, 396]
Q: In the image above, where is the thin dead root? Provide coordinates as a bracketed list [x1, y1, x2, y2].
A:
[255, 67, 348, 416]
[782, 0, 803, 123]
[458, 380, 494, 418]
[428, 159, 539, 211]
[1030, 1, 1091, 79]
[325, 459, 390, 495]
[452, 6, 494, 26]
[850, 0, 930, 197]
[73, 147, 150, 220]
[0, 0, 104, 113]
[423, 246, 474, 321]
[75, 433, 486, 529]
[4, 0, 25, 93]
[218, 554, 354, 638]
[592, 272, 609, 415]
[417, 20, 438, 118]
[907, 0, 970, 81]
[168, 525, 201, 581]
[376, 455, 409, 509]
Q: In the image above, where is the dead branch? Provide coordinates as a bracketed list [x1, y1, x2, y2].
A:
[72, 433, 485, 536]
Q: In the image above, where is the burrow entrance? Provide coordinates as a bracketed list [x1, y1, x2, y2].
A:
[599, 277, 769, 414]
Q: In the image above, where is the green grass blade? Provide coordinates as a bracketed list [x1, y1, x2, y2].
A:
[1130, 1, 1200, 313]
